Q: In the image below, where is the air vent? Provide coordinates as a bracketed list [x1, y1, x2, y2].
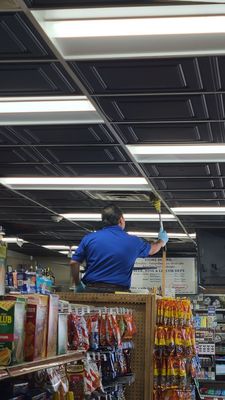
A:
[84, 191, 149, 202]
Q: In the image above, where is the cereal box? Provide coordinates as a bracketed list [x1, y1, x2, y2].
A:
[24, 294, 48, 361]
[46, 294, 59, 357]
[0, 300, 26, 365]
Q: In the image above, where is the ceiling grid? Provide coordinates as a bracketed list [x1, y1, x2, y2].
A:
[0, 0, 224, 256]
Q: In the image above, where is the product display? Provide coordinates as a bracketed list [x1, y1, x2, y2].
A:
[6, 265, 55, 295]
[0, 299, 26, 365]
[193, 294, 225, 398]
[0, 295, 137, 400]
[154, 298, 197, 400]
[67, 305, 136, 399]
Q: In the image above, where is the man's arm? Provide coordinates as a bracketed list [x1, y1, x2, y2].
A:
[149, 229, 169, 256]
[70, 260, 81, 286]
[149, 240, 164, 255]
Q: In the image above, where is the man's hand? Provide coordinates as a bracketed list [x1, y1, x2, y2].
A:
[70, 260, 81, 286]
[158, 228, 169, 247]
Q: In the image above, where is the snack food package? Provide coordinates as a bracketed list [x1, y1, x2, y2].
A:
[0, 299, 26, 365]
[46, 294, 59, 357]
[68, 314, 89, 351]
[24, 294, 48, 361]
[58, 313, 68, 355]
[67, 363, 85, 400]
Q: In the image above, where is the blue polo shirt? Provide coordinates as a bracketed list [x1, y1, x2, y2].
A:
[72, 225, 151, 288]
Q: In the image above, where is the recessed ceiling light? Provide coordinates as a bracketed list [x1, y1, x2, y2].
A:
[0, 177, 149, 191]
[0, 96, 95, 113]
[43, 245, 78, 250]
[0, 96, 103, 125]
[172, 207, 225, 215]
[127, 144, 225, 163]
[33, 5, 225, 60]
[2, 237, 27, 244]
[61, 213, 176, 221]
[59, 251, 73, 255]
[128, 231, 196, 239]
[42, 16, 225, 38]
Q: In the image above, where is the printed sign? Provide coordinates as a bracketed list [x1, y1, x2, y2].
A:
[131, 257, 197, 294]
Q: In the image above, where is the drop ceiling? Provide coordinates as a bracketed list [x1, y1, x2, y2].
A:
[0, 0, 224, 257]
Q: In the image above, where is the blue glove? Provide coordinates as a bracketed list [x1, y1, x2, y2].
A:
[158, 228, 169, 245]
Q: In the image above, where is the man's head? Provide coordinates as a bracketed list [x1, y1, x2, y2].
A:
[102, 204, 125, 230]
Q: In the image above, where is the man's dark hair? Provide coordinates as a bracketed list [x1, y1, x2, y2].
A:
[101, 204, 123, 227]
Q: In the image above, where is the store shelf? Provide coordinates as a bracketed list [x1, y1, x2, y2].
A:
[0, 351, 86, 380]
[201, 396, 225, 399]
[0, 368, 9, 381]
[195, 309, 225, 313]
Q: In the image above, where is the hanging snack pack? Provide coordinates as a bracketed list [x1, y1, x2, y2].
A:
[154, 298, 196, 400]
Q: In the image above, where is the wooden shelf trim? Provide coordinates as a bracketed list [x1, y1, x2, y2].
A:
[0, 350, 86, 380]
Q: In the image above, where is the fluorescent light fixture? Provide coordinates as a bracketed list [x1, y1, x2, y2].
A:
[0, 96, 95, 113]
[33, 5, 225, 60]
[61, 213, 176, 221]
[128, 231, 196, 239]
[0, 177, 148, 191]
[61, 213, 102, 221]
[2, 237, 26, 244]
[127, 144, 225, 163]
[59, 251, 74, 255]
[43, 245, 78, 250]
[42, 16, 225, 38]
[172, 207, 225, 215]
[0, 97, 103, 125]
[32, 4, 225, 21]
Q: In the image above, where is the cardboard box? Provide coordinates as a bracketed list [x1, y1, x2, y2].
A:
[46, 294, 59, 357]
[57, 313, 68, 355]
[24, 294, 48, 361]
[0, 300, 26, 365]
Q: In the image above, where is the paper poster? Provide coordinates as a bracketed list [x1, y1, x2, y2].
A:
[131, 257, 197, 294]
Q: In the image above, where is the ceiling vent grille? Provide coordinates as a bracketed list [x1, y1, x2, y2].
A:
[84, 191, 149, 202]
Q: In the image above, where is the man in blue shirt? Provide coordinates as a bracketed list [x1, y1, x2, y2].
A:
[70, 204, 168, 292]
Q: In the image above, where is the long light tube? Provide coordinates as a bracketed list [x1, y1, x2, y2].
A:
[43, 245, 78, 250]
[44, 16, 225, 38]
[0, 96, 95, 113]
[2, 237, 26, 244]
[61, 213, 176, 221]
[172, 207, 225, 215]
[128, 231, 196, 239]
[127, 144, 225, 163]
[0, 177, 149, 191]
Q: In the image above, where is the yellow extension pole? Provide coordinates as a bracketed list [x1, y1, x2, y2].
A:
[162, 248, 166, 297]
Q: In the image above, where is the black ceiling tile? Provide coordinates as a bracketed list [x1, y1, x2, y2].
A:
[73, 58, 209, 95]
[0, 124, 116, 145]
[41, 145, 129, 163]
[163, 191, 222, 200]
[59, 163, 139, 177]
[0, 164, 58, 177]
[0, 147, 42, 163]
[0, 63, 81, 96]
[115, 122, 219, 144]
[25, 0, 153, 7]
[155, 178, 222, 191]
[96, 95, 217, 122]
[143, 163, 221, 178]
[167, 199, 225, 208]
[0, 13, 54, 60]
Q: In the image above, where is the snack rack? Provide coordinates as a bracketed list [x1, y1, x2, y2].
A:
[153, 297, 197, 400]
[59, 292, 156, 400]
